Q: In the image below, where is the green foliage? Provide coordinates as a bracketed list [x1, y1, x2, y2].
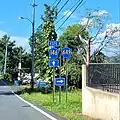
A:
[91, 51, 106, 63]
[1, 73, 12, 81]
[59, 24, 89, 87]
[21, 90, 95, 120]
[42, 4, 57, 41]
[33, 4, 58, 81]
[59, 24, 89, 52]
[0, 35, 31, 80]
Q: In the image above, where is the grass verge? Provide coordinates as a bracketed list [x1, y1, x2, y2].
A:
[21, 89, 94, 120]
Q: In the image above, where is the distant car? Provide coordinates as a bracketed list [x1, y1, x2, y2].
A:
[36, 81, 51, 89]
[22, 78, 30, 85]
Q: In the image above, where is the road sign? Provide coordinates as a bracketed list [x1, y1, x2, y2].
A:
[55, 78, 65, 86]
[48, 48, 59, 58]
[62, 47, 71, 59]
[49, 59, 59, 67]
[48, 41, 60, 47]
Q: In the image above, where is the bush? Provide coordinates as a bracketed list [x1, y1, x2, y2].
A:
[39, 87, 52, 94]
[1, 73, 12, 81]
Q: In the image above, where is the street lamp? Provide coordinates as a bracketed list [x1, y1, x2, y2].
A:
[18, 0, 37, 90]
[19, 16, 35, 90]
[18, 17, 33, 24]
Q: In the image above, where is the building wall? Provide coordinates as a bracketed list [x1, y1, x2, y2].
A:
[82, 65, 120, 120]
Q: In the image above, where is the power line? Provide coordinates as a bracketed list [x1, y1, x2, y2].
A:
[57, 0, 70, 14]
[55, 0, 82, 25]
[55, 0, 62, 8]
[56, 0, 86, 31]
[52, 0, 58, 7]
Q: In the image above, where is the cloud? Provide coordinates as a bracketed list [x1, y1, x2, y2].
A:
[0, 30, 7, 38]
[80, 17, 93, 25]
[98, 23, 120, 38]
[91, 23, 120, 56]
[0, 30, 30, 51]
[10, 36, 29, 47]
[80, 10, 109, 28]
[92, 10, 108, 16]
[63, 10, 77, 18]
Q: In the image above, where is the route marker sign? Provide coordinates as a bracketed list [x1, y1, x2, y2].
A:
[48, 48, 59, 59]
[49, 59, 59, 67]
[62, 47, 71, 59]
[55, 78, 65, 86]
[48, 40, 60, 47]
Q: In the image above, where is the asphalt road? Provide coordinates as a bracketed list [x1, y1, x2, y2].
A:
[0, 80, 60, 120]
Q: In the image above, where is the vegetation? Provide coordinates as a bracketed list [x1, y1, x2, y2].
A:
[0, 35, 31, 82]
[21, 90, 95, 120]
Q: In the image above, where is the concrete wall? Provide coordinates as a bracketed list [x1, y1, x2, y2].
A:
[82, 65, 120, 120]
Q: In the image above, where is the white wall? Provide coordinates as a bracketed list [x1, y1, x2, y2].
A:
[82, 65, 120, 120]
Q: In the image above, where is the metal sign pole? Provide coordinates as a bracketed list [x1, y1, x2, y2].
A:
[59, 48, 62, 104]
[66, 59, 68, 103]
[53, 66, 55, 103]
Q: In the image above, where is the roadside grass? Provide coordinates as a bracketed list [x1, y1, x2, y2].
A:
[21, 89, 95, 120]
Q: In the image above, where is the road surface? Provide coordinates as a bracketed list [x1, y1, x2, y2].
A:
[0, 80, 62, 120]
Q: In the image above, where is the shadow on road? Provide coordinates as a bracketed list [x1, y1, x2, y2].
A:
[0, 79, 10, 86]
[0, 91, 14, 96]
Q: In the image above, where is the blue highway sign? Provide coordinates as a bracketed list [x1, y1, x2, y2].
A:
[62, 47, 71, 59]
[55, 78, 65, 86]
[48, 41, 60, 47]
[49, 59, 59, 67]
[48, 48, 59, 59]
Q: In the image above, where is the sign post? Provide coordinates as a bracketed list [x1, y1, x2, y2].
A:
[49, 59, 59, 103]
[65, 59, 68, 103]
[48, 41, 71, 104]
[59, 48, 62, 103]
[53, 66, 55, 103]
[62, 47, 71, 103]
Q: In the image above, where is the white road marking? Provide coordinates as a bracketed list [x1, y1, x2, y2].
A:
[1, 80, 57, 120]
[11, 91, 57, 120]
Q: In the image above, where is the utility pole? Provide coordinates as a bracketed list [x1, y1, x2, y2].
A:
[31, 0, 37, 90]
[4, 42, 8, 74]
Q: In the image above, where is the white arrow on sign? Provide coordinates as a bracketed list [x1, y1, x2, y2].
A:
[57, 80, 64, 83]
[52, 61, 55, 66]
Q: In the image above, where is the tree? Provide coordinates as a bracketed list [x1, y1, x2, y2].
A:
[58, 9, 120, 88]
[59, 24, 89, 88]
[41, 4, 57, 41]
[79, 9, 120, 64]
[0, 35, 31, 81]
[33, 4, 58, 81]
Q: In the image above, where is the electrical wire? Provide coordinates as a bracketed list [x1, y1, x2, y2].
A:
[57, 0, 70, 14]
[55, 0, 82, 25]
[56, 0, 86, 31]
[55, 0, 62, 8]
[52, 0, 58, 7]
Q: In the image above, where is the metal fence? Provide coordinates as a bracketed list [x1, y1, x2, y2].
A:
[87, 63, 120, 93]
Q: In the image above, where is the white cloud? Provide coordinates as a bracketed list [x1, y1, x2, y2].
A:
[92, 23, 120, 56]
[80, 18, 93, 26]
[80, 10, 109, 28]
[0, 30, 30, 51]
[0, 30, 7, 38]
[63, 10, 77, 18]
[93, 10, 108, 16]
[98, 23, 120, 38]
[10, 36, 29, 48]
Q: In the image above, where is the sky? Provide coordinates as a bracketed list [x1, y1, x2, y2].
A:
[0, 0, 120, 53]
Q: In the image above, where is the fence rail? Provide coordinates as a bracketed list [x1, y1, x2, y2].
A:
[87, 63, 120, 93]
